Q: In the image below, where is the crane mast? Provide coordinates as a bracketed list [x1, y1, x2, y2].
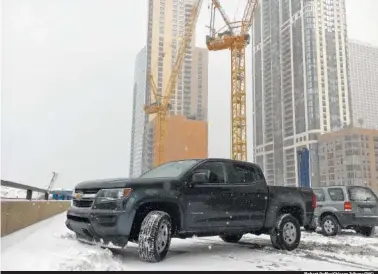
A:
[144, 0, 203, 167]
[206, 0, 257, 161]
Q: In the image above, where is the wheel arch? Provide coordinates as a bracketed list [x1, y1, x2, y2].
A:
[130, 200, 183, 241]
[319, 211, 341, 225]
[277, 205, 305, 226]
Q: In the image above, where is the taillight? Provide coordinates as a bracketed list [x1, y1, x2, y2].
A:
[344, 201, 352, 211]
[312, 193, 317, 209]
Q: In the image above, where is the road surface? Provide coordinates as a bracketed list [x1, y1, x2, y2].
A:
[1, 212, 377, 271]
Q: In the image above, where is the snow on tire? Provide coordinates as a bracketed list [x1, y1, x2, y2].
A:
[270, 213, 301, 251]
[138, 210, 172, 263]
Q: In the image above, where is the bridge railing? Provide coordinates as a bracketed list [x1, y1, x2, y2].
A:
[1, 180, 72, 237]
[1, 180, 49, 200]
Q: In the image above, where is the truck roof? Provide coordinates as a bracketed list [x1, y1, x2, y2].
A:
[179, 158, 262, 168]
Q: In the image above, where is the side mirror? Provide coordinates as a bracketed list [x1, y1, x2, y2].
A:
[190, 171, 209, 186]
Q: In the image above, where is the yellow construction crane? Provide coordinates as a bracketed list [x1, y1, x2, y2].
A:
[206, 0, 257, 161]
[144, 0, 203, 167]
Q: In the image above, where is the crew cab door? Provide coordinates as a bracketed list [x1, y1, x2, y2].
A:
[182, 161, 233, 231]
[224, 162, 269, 229]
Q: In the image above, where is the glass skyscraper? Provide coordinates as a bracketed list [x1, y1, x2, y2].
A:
[251, 0, 352, 186]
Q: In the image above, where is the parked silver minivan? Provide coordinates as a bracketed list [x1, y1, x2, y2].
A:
[306, 185, 378, 237]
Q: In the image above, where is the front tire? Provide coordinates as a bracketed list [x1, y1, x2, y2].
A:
[270, 213, 301, 251]
[321, 215, 340, 237]
[220, 234, 243, 243]
[138, 211, 172, 263]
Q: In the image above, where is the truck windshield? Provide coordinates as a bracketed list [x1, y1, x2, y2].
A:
[139, 160, 200, 178]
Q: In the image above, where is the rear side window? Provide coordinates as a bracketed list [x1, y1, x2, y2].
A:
[328, 188, 345, 201]
[313, 189, 326, 201]
[348, 187, 378, 202]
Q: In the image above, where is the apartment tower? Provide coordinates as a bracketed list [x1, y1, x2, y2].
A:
[251, 0, 351, 186]
[129, 47, 147, 178]
[129, 0, 208, 177]
[318, 127, 378, 194]
[348, 40, 378, 129]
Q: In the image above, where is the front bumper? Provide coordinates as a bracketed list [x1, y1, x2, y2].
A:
[65, 207, 135, 247]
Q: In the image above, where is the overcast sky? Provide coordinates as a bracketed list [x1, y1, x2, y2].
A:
[1, 0, 378, 189]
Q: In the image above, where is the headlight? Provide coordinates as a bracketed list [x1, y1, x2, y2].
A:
[96, 188, 132, 199]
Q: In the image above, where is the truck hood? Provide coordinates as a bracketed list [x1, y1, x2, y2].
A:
[74, 177, 173, 190]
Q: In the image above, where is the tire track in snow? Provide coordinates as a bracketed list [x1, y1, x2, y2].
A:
[56, 231, 377, 270]
[192, 236, 375, 270]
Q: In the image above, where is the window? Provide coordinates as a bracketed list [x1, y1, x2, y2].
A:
[195, 162, 225, 184]
[328, 188, 345, 201]
[228, 163, 264, 184]
[313, 189, 326, 201]
[348, 187, 378, 202]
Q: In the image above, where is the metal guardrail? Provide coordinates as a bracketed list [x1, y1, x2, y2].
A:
[1, 180, 49, 200]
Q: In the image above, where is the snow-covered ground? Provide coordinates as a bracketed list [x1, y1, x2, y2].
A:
[1, 212, 377, 271]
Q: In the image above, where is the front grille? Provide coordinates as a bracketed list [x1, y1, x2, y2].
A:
[75, 189, 100, 194]
[73, 200, 94, 208]
[73, 188, 100, 208]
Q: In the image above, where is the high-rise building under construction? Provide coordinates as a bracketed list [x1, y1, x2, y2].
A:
[129, 0, 208, 178]
[251, 0, 352, 186]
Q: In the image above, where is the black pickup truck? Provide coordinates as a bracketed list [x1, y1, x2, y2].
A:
[66, 158, 316, 262]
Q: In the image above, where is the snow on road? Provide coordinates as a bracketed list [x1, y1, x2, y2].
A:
[1, 212, 377, 271]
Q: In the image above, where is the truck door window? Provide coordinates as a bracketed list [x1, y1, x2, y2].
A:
[229, 164, 259, 184]
[195, 162, 225, 184]
[328, 188, 345, 201]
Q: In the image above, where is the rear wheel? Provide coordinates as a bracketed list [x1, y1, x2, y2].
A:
[321, 215, 340, 236]
[220, 234, 243, 243]
[356, 226, 375, 237]
[270, 213, 301, 251]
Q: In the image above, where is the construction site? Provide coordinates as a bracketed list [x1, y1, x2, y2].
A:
[129, 0, 257, 176]
[3, 0, 378, 271]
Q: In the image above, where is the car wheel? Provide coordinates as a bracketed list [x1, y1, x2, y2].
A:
[138, 211, 172, 263]
[220, 234, 243, 243]
[270, 213, 301, 251]
[357, 226, 375, 237]
[321, 215, 340, 236]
